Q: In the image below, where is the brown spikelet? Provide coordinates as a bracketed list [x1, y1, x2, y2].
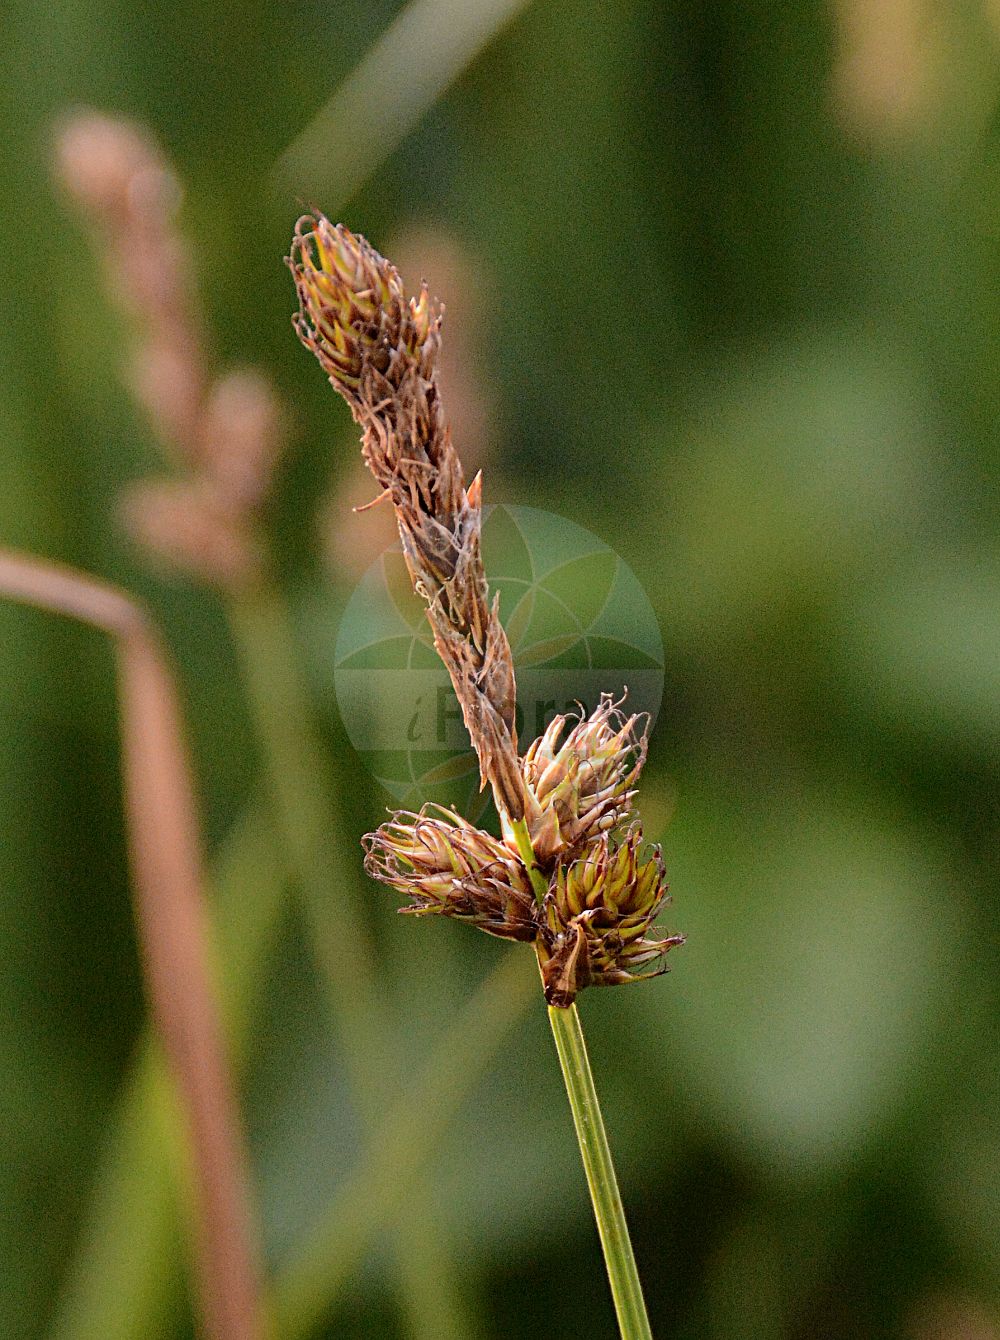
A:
[288, 214, 523, 818]
[121, 478, 262, 591]
[55, 111, 287, 593]
[364, 803, 683, 1007]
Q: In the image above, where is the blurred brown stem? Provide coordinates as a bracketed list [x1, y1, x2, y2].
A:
[49, 799, 287, 1340]
[0, 549, 265, 1340]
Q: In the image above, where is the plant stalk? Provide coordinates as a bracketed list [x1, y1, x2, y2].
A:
[51, 585, 534, 1340]
[547, 1001, 653, 1340]
[49, 801, 286, 1340]
[0, 551, 266, 1340]
[510, 815, 547, 902]
[510, 816, 654, 1340]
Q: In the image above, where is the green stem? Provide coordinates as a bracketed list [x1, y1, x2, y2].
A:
[228, 585, 383, 1077]
[228, 582, 478, 1338]
[548, 1002, 653, 1340]
[274, 947, 537, 1340]
[510, 816, 547, 902]
[510, 816, 653, 1340]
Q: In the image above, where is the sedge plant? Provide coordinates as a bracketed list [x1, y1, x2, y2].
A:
[288, 214, 685, 1340]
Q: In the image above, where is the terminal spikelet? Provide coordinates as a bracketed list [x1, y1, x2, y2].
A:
[289, 215, 523, 819]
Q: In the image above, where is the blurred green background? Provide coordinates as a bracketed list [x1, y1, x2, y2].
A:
[2, 1, 999, 1337]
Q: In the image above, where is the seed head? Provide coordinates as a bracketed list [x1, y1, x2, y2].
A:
[364, 805, 536, 942]
[293, 219, 685, 1001]
[288, 215, 438, 399]
[289, 214, 524, 819]
[513, 694, 648, 866]
[539, 826, 683, 1008]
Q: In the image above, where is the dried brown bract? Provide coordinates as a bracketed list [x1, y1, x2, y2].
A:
[288, 215, 523, 819]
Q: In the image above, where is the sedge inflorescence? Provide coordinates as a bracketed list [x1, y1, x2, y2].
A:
[289, 214, 683, 1006]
